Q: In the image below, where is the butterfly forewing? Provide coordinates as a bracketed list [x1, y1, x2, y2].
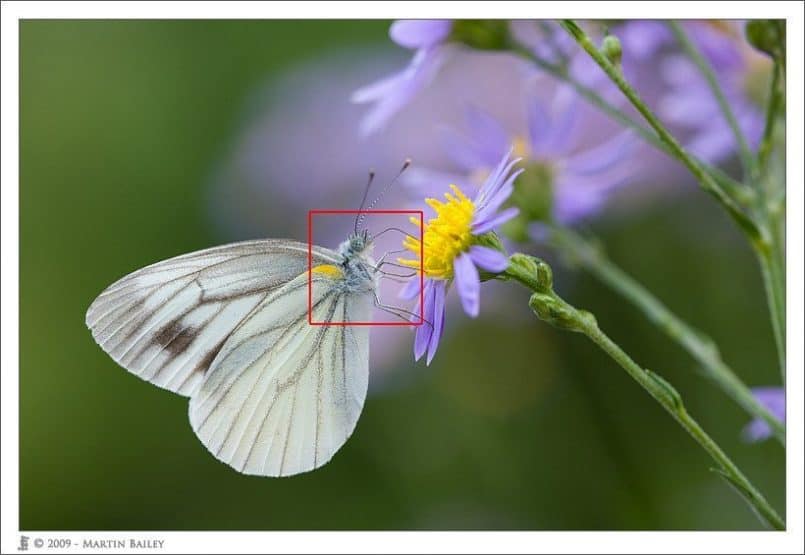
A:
[85, 240, 340, 396]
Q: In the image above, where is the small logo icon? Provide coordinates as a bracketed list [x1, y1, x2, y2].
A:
[33, 539, 44, 548]
[18, 536, 29, 551]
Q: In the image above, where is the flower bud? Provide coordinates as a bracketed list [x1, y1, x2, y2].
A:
[475, 231, 505, 253]
[475, 232, 509, 282]
[745, 20, 785, 59]
[601, 34, 622, 68]
[508, 253, 553, 292]
[645, 370, 684, 410]
[529, 294, 596, 333]
[529, 293, 577, 331]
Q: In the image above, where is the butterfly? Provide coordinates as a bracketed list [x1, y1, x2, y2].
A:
[85, 230, 381, 477]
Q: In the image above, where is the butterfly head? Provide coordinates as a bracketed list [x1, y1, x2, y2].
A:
[339, 229, 373, 261]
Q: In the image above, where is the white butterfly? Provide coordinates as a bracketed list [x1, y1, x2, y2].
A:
[85, 231, 380, 477]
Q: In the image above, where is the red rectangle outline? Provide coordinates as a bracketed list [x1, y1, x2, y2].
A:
[307, 209, 424, 326]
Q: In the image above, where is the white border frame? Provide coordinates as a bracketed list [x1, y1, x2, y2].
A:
[2, 2, 803, 553]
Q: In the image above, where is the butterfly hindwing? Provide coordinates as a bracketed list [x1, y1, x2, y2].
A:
[188, 271, 372, 477]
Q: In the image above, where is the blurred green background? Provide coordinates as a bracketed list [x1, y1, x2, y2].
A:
[20, 20, 784, 530]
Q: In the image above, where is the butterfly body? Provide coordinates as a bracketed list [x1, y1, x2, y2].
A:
[86, 236, 377, 476]
[331, 230, 378, 294]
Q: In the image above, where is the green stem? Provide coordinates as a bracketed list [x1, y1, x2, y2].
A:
[756, 241, 786, 383]
[757, 59, 784, 177]
[503, 254, 785, 530]
[668, 21, 757, 182]
[506, 39, 754, 206]
[558, 20, 763, 243]
[754, 51, 787, 383]
[549, 226, 785, 444]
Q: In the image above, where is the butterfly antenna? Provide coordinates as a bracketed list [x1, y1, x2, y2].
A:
[354, 169, 376, 235]
[357, 158, 411, 233]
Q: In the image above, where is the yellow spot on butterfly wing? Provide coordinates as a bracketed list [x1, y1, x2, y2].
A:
[311, 264, 344, 279]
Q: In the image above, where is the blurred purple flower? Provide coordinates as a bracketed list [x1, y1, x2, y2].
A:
[405, 88, 635, 226]
[399, 151, 521, 364]
[616, 20, 673, 62]
[743, 387, 785, 442]
[522, 20, 769, 184]
[507, 21, 686, 194]
[615, 20, 768, 164]
[657, 22, 766, 163]
[352, 20, 453, 136]
[509, 20, 576, 65]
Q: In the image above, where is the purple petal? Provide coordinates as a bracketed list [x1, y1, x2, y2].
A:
[353, 46, 447, 136]
[353, 72, 413, 136]
[552, 160, 635, 224]
[402, 166, 472, 198]
[743, 420, 772, 443]
[546, 86, 581, 155]
[659, 89, 716, 126]
[685, 21, 744, 71]
[474, 150, 521, 209]
[390, 20, 452, 49]
[684, 106, 762, 163]
[743, 387, 785, 442]
[426, 280, 447, 365]
[527, 95, 551, 152]
[618, 20, 672, 61]
[561, 130, 634, 176]
[509, 20, 573, 64]
[413, 317, 430, 361]
[660, 54, 706, 88]
[464, 105, 510, 165]
[685, 125, 737, 163]
[468, 246, 508, 273]
[399, 276, 421, 300]
[413, 280, 435, 361]
[472, 206, 519, 235]
[453, 252, 480, 317]
[753, 387, 785, 417]
[351, 70, 403, 103]
[439, 126, 493, 172]
[475, 148, 515, 202]
[473, 168, 522, 223]
[552, 183, 608, 224]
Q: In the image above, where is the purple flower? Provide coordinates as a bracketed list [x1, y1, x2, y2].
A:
[616, 20, 768, 163]
[399, 150, 521, 364]
[553, 20, 762, 170]
[405, 89, 635, 226]
[539, 20, 769, 186]
[352, 20, 453, 136]
[743, 387, 785, 442]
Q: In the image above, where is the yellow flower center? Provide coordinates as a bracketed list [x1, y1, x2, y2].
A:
[512, 135, 531, 159]
[399, 184, 475, 280]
